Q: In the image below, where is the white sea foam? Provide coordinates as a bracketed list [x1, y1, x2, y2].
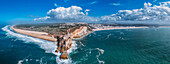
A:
[79, 41, 85, 47]
[2, 25, 78, 64]
[2, 25, 57, 53]
[96, 48, 104, 54]
[105, 34, 112, 40]
[83, 48, 105, 64]
[119, 37, 125, 40]
[16, 55, 30, 64]
[52, 40, 77, 64]
[96, 48, 105, 64]
[17, 60, 23, 64]
[120, 32, 124, 35]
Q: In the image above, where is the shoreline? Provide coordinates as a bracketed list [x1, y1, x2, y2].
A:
[11, 26, 149, 42]
[92, 26, 148, 32]
[11, 26, 57, 42]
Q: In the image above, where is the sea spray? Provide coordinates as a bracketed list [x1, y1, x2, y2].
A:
[17, 60, 24, 64]
[75, 48, 105, 64]
[2, 25, 105, 64]
[53, 40, 77, 64]
[2, 25, 57, 53]
[105, 34, 112, 40]
[2, 25, 78, 64]
[96, 48, 105, 64]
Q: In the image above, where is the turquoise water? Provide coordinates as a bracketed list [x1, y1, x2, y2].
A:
[73, 28, 170, 64]
[0, 25, 170, 64]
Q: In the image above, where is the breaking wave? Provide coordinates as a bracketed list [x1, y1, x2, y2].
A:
[2, 25, 77, 64]
[79, 48, 105, 64]
[96, 48, 105, 64]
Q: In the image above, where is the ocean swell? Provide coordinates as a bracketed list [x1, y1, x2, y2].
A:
[2, 25, 77, 64]
[96, 48, 105, 64]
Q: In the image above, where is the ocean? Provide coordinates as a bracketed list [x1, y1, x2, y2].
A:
[0, 25, 170, 64]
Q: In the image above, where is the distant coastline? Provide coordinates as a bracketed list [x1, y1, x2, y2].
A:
[11, 24, 92, 59]
[11, 26, 57, 42]
[11, 25, 149, 42]
[14, 23, 170, 60]
[92, 26, 148, 32]
[11, 23, 156, 59]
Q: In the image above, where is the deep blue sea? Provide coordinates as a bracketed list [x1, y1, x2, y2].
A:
[0, 25, 170, 64]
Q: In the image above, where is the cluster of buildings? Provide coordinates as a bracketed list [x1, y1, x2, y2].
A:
[89, 24, 115, 29]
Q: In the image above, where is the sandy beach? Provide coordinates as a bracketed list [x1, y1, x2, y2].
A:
[11, 26, 148, 42]
[11, 26, 57, 42]
[93, 26, 148, 31]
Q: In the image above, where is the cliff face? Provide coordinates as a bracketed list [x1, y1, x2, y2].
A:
[55, 26, 89, 49]
[12, 24, 91, 59]
[71, 26, 89, 39]
[54, 26, 90, 59]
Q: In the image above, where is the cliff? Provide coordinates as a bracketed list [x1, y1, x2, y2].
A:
[11, 25, 91, 59]
[11, 26, 57, 42]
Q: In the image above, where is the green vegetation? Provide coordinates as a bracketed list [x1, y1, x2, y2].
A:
[14, 23, 94, 35]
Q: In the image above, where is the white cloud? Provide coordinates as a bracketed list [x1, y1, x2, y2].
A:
[35, 1, 170, 22]
[34, 6, 98, 22]
[109, 3, 121, 6]
[54, 3, 58, 7]
[101, 2, 170, 21]
[144, 2, 152, 8]
[54, 3, 61, 7]
[85, 9, 90, 15]
[34, 16, 50, 21]
[89, 1, 98, 5]
[27, 15, 40, 18]
[153, 0, 157, 2]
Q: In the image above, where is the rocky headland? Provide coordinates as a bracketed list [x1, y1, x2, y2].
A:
[11, 23, 92, 59]
[11, 23, 150, 59]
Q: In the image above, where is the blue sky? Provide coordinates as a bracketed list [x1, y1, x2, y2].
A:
[0, 0, 170, 22]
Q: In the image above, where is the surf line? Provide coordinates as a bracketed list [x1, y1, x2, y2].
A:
[11, 25, 90, 59]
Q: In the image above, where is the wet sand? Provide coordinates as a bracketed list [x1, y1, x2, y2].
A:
[11, 26, 57, 42]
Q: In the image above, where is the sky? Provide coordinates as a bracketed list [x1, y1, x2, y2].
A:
[1, 0, 170, 23]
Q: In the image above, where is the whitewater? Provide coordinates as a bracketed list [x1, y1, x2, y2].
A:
[2, 25, 78, 64]
[1, 25, 106, 64]
[1, 25, 170, 64]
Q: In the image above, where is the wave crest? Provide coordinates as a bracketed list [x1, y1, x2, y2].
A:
[2, 25, 78, 64]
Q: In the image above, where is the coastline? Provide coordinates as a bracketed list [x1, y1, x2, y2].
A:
[92, 26, 148, 32]
[11, 26, 149, 42]
[11, 26, 57, 42]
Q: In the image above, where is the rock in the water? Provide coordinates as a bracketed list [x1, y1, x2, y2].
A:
[68, 45, 71, 50]
[60, 48, 64, 53]
[65, 47, 69, 50]
[57, 47, 61, 50]
[55, 50, 58, 53]
[60, 53, 68, 59]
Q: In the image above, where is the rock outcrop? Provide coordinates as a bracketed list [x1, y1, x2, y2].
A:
[60, 52, 68, 59]
[12, 25, 89, 59]
[54, 26, 89, 59]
